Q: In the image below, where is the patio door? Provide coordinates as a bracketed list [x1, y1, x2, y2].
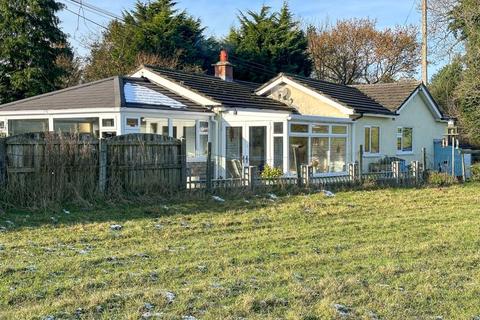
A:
[224, 123, 269, 178]
[248, 126, 267, 170]
[225, 126, 243, 178]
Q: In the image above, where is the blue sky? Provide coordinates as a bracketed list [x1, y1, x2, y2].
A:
[59, 0, 432, 73]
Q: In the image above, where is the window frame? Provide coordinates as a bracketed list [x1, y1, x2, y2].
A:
[173, 119, 209, 160]
[364, 125, 380, 155]
[196, 120, 209, 159]
[126, 117, 139, 128]
[396, 126, 414, 154]
[288, 122, 349, 176]
[273, 122, 285, 170]
[101, 118, 115, 128]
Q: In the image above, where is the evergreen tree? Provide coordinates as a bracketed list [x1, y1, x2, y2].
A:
[429, 56, 463, 117]
[85, 0, 209, 81]
[0, 0, 72, 104]
[225, 2, 311, 82]
[450, 0, 480, 145]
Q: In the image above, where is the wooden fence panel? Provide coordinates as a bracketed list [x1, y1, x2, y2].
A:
[0, 132, 186, 206]
[105, 133, 185, 194]
[2, 132, 99, 205]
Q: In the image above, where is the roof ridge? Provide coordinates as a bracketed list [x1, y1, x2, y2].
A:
[0, 76, 117, 108]
[351, 80, 421, 88]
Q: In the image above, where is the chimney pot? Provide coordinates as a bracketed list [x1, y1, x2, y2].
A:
[220, 49, 228, 62]
[213, 49, 233, 82]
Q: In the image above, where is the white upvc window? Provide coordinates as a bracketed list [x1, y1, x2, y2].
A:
[126, 117, 139, 128]
[289, 123, 348, 175]
[101, 118, 115, 128]
[397, 127, 413, 153]
[273, 122, 284, 169]
[364, 126, 380, 154]
[172, 119, 209, 159]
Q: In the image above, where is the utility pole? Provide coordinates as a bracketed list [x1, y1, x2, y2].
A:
[421, 0, 428, 84]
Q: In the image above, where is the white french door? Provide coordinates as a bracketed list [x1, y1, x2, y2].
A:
[222, 122, 271, 178]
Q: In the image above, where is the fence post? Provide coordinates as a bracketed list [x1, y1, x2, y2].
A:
[243, 166, 249, 187]
[348, 163, 355, 182]
[411, 160, 420, 183]
[0, 137, 6, 186]
[308, 165, 313, 187]
[300, 164, 311, 187]
[98, 139, 107, 193]
[180, 138, 187, 190]
[392, 161, 400, 184]
[248, 165, 257, 191]
[421, 147, 427, 179]
[358, 145, 364, 183]
[206, 142, 212, 192]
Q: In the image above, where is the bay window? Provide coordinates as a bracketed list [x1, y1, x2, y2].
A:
[289, 123, 348, 174]
[364, 126, 380, 154]
[397, 127, 413, 153]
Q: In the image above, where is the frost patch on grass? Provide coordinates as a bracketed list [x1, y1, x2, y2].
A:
[212, 196, 225, 202]
[110, 224, 123, 231]
[164, 291, 176, 304]
[141, 311, 163, 319]
[333, 303, 350, 317]
[267, 193, 278, 200]
[322, 190, 335, 197]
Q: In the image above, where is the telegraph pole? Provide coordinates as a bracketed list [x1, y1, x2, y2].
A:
[421, 0, 428, 84]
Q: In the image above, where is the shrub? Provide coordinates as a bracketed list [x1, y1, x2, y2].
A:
[427, 171, 457, 187]
[260, 164, 283, 179]
[471, 163, 480, 181]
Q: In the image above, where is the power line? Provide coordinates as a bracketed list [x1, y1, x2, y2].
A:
[61, 0, 279, 78]
[404, 0, 417, 25]
[64, 7, 108, 30]
[63, 0, 115, 21]
[229, 57, 276, 75]
[66, 0, 123, 20]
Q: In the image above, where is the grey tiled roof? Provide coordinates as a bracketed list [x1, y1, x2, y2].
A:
[0, 77, 118, 111]
[145, 66, 296, 112]
[0, 76, 209, 113]
[352, 81, 421, 111]
[277, 73, 396, 116]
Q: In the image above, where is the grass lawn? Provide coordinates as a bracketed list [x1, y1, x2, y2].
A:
[1, 184, 480, 319]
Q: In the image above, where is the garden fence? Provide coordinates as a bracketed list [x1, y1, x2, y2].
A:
[0, 132, 186, 206]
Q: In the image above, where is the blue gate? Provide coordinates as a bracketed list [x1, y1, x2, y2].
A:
[433, 140, 463, 176]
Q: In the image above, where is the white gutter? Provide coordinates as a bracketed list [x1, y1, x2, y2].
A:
[359, 113, 396, 119]
[288, 114, 353, 123]
[0, 107, 120, 116]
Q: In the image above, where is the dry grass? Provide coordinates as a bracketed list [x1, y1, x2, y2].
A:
[1, 184, 480, 319]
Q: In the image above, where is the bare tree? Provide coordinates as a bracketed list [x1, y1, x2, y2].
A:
[307, 18, 420, 84]
[427, 0, 464, 61]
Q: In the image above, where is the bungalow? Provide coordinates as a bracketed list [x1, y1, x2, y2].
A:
[0, 50, 449, 178]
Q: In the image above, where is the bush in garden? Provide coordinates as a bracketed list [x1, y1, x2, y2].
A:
[471, 163, 480, 181]
[427, 171, 457, 187]
[260, 164, 283, 179]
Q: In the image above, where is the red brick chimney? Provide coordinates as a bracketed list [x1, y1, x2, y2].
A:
[213, 49, 233, 82]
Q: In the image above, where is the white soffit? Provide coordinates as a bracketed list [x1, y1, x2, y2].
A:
[124, 82, 186, 109]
